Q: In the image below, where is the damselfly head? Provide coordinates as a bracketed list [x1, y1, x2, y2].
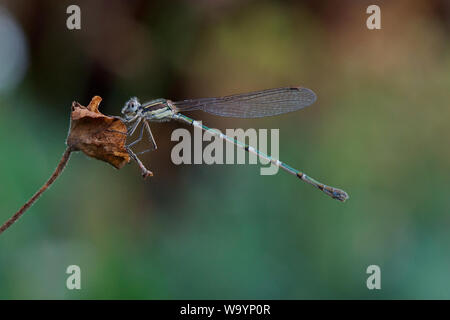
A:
[122, 97, 141, 116]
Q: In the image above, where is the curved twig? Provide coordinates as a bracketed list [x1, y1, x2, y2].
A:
[0, 147, 73, 236]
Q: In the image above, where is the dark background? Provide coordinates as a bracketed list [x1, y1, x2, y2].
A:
[0, 0, 449, 299]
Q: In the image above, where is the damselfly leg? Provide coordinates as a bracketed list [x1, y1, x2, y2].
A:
[135, 121, 158, 155]
[126, 146, 153, 178]
[125, 119, 158, 177]
[127, 120, 157, 151]
[127, 117, 142, 136]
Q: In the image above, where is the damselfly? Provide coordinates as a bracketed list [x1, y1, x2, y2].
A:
[121, 87, 349, 202]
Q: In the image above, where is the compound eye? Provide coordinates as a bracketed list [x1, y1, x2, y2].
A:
[130, 97, 140, 111]
[122, 97, 140, 114]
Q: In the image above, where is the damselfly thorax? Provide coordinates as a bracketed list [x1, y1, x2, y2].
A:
[120, 87, 349, 202]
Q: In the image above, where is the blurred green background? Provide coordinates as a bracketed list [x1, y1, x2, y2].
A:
[0, 0, 449, 299]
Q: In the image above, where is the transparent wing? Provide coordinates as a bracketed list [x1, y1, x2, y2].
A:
[173, 87, 317, 118]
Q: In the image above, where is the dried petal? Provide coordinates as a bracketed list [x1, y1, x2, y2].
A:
[66, 96, 130, 169]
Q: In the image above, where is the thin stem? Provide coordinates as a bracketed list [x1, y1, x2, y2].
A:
[0, 147, 73, 236]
